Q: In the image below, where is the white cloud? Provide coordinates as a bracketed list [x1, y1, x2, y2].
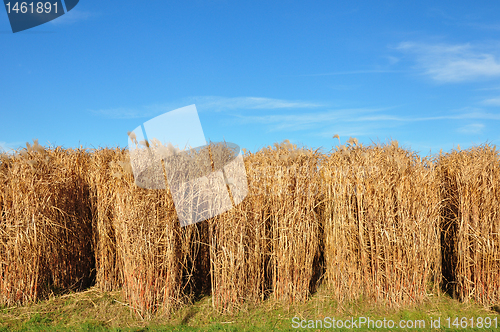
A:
[235, 108, 378, 122]
[467, 23, 500, 31]
[457, 123, 485, 134]
[396, 42, 500, 82]
[386, 110, 500, 121]
[0, 141, 24, 153]
[191, 96, 323, 111]
[233, 108, 393, 132]
[91, 96, 323, 119]
[231, 107, 500, 134]
[482, 97, 500, 106]
[475, 86, 500, 91]
[291, 70, 400, 77]
[386, 56, 400, 65]
[317, 124, 385, 139]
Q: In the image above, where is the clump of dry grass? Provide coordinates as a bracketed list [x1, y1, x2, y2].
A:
[209, 140, 322, 311]
[87, 148, 128, 292]
[437, 144, 500, 306]
[88, 146, 184, 317]
[209, 147, 269, 312]
[265, 141, 322, 304]
[0, 141, 94, 306]
[112, 183, 182, 318]
[319, 139, 441, 306]
[3, 137, 499, 316]
[91, 141, 243, 317]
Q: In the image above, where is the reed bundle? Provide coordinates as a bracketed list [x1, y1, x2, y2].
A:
[209, 149, 269, 312]
[320, 140, 441, 306]
[437, 144, 500, 306]
[210, 140, 322, 311]
[87, 148, 126, 291]
[0, 143, 94, 306]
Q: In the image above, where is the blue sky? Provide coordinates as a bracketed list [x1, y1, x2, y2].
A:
[1, 1, 500, 156]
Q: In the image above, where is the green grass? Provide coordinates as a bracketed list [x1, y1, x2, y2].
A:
[0, 286, 499, 331]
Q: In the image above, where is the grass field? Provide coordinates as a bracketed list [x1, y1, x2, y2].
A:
[0, 285, 499, 331]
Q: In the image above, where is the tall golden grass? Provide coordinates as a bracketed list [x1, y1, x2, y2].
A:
[88, 146, 195, 317]
[0, 143, 94, 306]
[204, 144, 268, 312]
[210, 141, 322, 312]
[320, 140, 441, 306]
[260, 142, 322, 304]
[437, 144, 500, 305]
[1, 139, 499, 315]
[87, 148, 124, 292]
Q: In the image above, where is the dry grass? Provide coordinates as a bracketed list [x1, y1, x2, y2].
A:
[209, 140, 322, 312]
[1, 138, 499, 317]
[437, 144, 500, 306]
[88, 141, 245, 317]
[319, 140, 441, 307]
[261, 142, 322, 304]
[205, 144, 269, 312]
[87, 148, 125, 292]
[89, 146, 189, 318]
[0, 142, 94, 306]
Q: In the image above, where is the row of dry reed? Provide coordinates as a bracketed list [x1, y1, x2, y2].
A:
[0, 143, 94, 306]
[320, 140, 441, 306]
[437, 144, 500, 305]
[1, 140, 499, 316]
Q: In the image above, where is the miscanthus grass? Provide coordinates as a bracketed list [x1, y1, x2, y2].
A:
[1, 138, 499, 317]
[437, 144, 500, 306]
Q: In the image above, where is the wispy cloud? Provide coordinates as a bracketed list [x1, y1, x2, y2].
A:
[357, 110, 500, 121]
[317, 125, 378, 139]
[482, 97, 500, 106]
[50, 9, 94, 25]
[386, 56, 400, 65]
[427, 7, 456, 21]
[290, 70, 400, 77]
[0, 141, 24, 153]
[233, 108, 386, 131]
[231, 107, 500, 134]
[191, 96, 323, 111]
[467, 23, 500, 31]
[475, 86, 500, 91]
[329, 84, 362, 91]
[457, 123, 485, 134]
[91, 96, 324, 119]
[231, 107, 412, 136]
[396, 42, 500, 82]
[239, 108, 500, 123]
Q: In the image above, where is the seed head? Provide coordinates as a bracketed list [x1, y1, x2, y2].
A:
[127, 131, 138, 144]
[150, 138, 161, 147]
[32, 139, 45, 153]
[347, 137, 358, 147]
